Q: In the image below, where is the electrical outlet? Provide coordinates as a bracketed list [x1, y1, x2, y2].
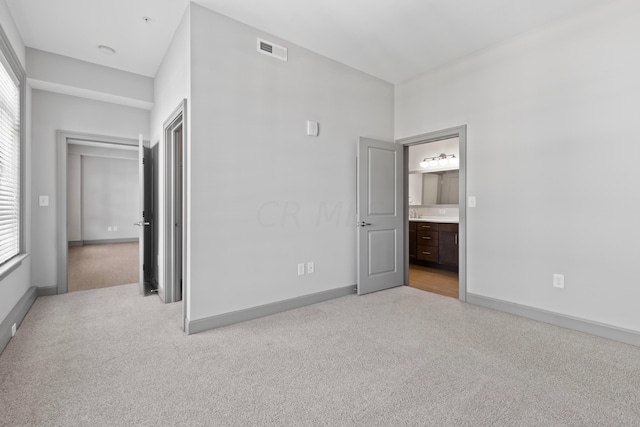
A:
[108, 226, 112, 232]
[297, 263, 305, 276]
[113, 226, 118, 231]
[553, 274, 565, 289]
[11, 323, 16, 337]
[307, 262, 314, 274]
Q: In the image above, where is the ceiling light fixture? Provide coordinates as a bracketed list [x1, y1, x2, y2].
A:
[98, 45, 116, 55]
[420, 153, 459, 169]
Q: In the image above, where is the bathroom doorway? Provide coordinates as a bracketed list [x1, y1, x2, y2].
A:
[399, 126, 466, 301]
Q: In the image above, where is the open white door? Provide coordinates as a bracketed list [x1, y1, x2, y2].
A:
[135, 134, 151, 295]
[357, 137, 404, 295]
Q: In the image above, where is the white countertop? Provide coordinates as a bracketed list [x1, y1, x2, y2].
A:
[409, 217, 459, 223]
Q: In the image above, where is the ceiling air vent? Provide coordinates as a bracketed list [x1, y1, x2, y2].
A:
[257, 38, 288, 62]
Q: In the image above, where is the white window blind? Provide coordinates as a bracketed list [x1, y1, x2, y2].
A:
[0, 55, 20, 265]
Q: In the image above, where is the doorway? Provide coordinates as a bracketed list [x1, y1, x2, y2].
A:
[66, 143, 139, 292]
[399, 126, 467, 302]
[162, 100, 187, 308]
[56, 132, 151, 295]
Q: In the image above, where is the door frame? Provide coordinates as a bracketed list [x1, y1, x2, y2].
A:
[162, 100, 188, 329]
[397, 125, 467, 302]
[56, 130, 144, 294]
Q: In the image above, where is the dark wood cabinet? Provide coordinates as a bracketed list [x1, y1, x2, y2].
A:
[415, 222, 438, 232]
[409, 221, 417, 261]
[417, 230, 438, 262]
[409, 221, 458, 268]
[438, 223, 459, 267]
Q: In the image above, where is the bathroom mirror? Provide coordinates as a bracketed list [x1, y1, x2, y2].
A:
[409, 170, 459, 206]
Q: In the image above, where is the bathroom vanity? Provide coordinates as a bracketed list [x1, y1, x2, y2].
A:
[409, 219, 459, 268]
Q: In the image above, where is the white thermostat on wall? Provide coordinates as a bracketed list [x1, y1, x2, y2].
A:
[306, 120, 319, 137]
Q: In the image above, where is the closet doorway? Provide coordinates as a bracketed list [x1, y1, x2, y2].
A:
[162, 100, 187, 308]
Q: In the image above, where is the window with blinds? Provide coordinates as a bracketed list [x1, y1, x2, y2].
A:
[0, 54, 20, 266]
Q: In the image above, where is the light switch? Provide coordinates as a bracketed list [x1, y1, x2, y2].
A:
[468, 196, 476, 208]
[306, 120, 319, 137]
[39, 196, 49, 207]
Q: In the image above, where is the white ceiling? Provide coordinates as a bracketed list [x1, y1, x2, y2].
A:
[6, 0, 609, 83]
[6, 0, 191, 77]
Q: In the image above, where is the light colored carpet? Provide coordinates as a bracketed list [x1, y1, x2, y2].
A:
[68, 242, 139, 292]
[1, 284, 639, 426]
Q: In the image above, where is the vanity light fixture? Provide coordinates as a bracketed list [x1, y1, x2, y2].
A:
[420, 153, 458, 168]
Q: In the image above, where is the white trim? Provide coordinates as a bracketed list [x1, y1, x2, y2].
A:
[0, 254, 28, 282]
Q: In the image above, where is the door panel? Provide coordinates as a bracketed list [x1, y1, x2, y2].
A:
[368, 147, 397, 215]
[162, 115, 184, 305]
[136, 135, 152, 296]
[357, 137, 404, 295]
[368, 229, 397, 276]
[136, 135, 145, 295]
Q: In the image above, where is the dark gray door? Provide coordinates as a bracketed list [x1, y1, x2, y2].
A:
[136, 135, 152, 295]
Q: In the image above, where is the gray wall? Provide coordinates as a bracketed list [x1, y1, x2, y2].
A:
[67, 145, 139, 243]
[185, 5, 394, 321]
[395, 0, 640, 332]
[26, 48, 153, 109]
[150, 6, 190, 297]
[30, 90, 149, 288]
[80, 156, 138, 241]
[0, 1, 24, 66]
[150, 7, 190, 144]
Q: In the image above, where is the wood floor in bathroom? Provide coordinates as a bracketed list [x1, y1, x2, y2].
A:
[409, 264, 459, 299]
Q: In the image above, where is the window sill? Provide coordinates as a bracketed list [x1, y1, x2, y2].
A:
[0, 254, 29, 282]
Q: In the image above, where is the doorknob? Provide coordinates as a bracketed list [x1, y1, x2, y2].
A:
[357, 221, 372, 227]
[134, 221, 150, 226]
